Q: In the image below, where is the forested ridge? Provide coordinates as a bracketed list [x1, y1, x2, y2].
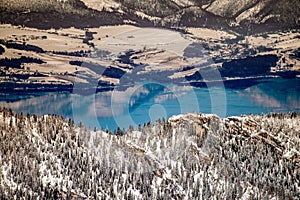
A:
[0, 108, 299, 199]
[1, 0, 299, 32]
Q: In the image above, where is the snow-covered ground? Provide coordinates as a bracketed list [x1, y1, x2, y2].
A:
[0, 24, 299, 93]
[81, 0, 121, 12]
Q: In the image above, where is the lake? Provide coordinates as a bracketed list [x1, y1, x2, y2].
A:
[0, 78, 299, 131]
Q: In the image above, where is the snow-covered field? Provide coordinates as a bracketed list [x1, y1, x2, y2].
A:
[0, 24, 299, 92]
[81, 0, 121, 12]
[187, 27, 237, 40]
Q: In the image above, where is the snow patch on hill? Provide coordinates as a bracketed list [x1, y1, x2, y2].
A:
[80, 0, 121, 12]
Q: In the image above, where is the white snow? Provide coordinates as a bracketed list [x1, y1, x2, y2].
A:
[193, 171, 204, 183]
[240, 186, 254, 200]
[135, 11, 161, 21]
[81, 0, 121, 12]
[171, 0, 194, 7]
[283, 149, 299, 159]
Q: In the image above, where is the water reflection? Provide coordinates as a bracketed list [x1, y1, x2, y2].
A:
[239, 79, 300, 111]
[0, 92, 73, 118]
[0, 78, 299, 130]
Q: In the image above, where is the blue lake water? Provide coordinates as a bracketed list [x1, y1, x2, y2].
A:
[0, 78, 299, 130]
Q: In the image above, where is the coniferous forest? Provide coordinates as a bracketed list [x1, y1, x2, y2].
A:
[0, 108, 299, 199]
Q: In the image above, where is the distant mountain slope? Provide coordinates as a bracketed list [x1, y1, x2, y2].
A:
[109, 0, 300, 32]
[0, 0, 299, 32]
[0, 0, 126, 29]
[206, 0, 300, 25]
[0, 108, 299, 199]
[204, 0, 300, 32]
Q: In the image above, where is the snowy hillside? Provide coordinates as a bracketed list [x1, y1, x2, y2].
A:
[0, 108, 299, 199]
[0, 0, 299, 32]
